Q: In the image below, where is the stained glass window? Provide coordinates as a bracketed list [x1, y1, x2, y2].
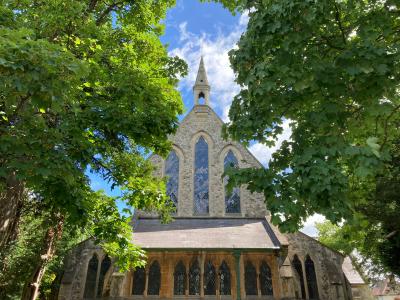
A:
[194, 137, 209, 214]
[189, 260, 201, 295]
[245, 261, 257, 295]
[219, 261, 231, 295]
[292, 255, 306, 299]
[224, 150, 240, 213]
[204, 261, 216, 295]
[148, 261, 161, 295]
[259, 261, 273, 296]
[305, 255, 319, 300]
[97, 255, 111, 297]
[84, 254, 98, 298]
[174, 261, 186, 295]
[165, 150, 179, 210]
[132, 267, 145, 295]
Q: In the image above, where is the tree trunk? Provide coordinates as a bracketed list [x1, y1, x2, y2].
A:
[21, 215, 64, 300]
[0, 173, 25, 252]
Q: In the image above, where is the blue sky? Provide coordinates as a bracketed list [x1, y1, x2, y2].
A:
[88, 0, 323, 236]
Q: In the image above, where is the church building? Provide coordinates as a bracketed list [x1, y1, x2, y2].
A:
[57, 58, 372, 300]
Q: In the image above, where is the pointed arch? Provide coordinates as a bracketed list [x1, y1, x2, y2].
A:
[219, 261, 231, 295]
[194, 136, 209, 214]
[84, 254, 99, 298]
[204, 260, 216, 295]
[224, 150, 240, 213]
[97, 255, 111, 297]
[165, 150, 179, 210]
[132, 267, 145, 295]
[292, 255, 306, 299]
[245, 261, 257, 295]
[174, 260, 186, 295]
[148, 260, 161, 295]
[189, 260, 201, 295]
[259, 261, 273, 296]
[305, 255, 319, 299]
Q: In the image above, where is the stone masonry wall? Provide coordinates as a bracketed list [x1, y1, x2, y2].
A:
[147, 105, 267, 218]
[285, 232, 348, 300]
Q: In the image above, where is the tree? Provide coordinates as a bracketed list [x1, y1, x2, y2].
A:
[0, 0, 187, 298]
[216, 0, 400, 275]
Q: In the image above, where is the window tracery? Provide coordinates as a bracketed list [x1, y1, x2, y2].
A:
[189, 260, 201, 295]
[165, 150, 179, 210]
[148, 261, 161, 295]
[245, 261, 257, 295]
[305, 255, 319, 299]
[292, 255, 306, 299]
[84, 254, 98, 298]
[204, 261, 216, 295]
[97, 255, 111, 297]
[174, 261, 186, 295]
[224, 150, 240, 213]
[194, 137, 209, 214]
[219, 261, 231, 295]
[259, 261, 273, 296]
[132, 267, 145, 295]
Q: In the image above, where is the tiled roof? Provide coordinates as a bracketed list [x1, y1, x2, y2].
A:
[342, 256, 365, 285]
[132, 218, 281, 250]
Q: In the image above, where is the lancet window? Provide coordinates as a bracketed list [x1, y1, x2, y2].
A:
[224, 150, 240, 213]
[204, 261, 216, 295]
[194, 136, 209, 214]
[165, 150, 179, 210]
[97, 255, 111, 297]
[148, 261, 161, 295]
[174, 261, 186, 295]
[189, 260, 201, 295]
[219, 261, 231, 295]
[132, 267, 145, 295]
[305, 255, 319, 299]
[84, 254, 98, 298]
[245, 261, 257, 295]
[293, 255, 306, 299]
[259, 261, 273, 296]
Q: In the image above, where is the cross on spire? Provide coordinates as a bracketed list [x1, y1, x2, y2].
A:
[193, 56, 210, 106]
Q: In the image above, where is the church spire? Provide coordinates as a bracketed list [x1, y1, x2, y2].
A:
[193, 56, 210, 106]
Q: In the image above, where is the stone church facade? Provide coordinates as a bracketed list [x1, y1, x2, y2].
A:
[58, 58, 372, 300]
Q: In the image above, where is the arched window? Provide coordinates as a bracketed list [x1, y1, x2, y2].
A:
[194, 137, 209, 214]
[97, 255, 111, 297]
[219, 261, 231, 295]
[292, 255, 306, 299]
[132, 267, 145, 295]
[305, 255, 319, 300]
[204, 261, 216, 295]
[245, 261, 257, 295]
[84, 254, 98, 298]
[259, 261, 273, 296]
[165, 150, 179, 210]
[224, 150, 240, 213]
[148, 261, 161, 295]
[189, 260, 201, 295]
[174, 261, 186, 295]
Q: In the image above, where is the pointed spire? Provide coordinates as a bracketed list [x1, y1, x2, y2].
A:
[193, 56, 211, 106]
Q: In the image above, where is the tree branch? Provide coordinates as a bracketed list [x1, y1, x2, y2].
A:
[96, 1, 125, 26]
[334, 2, 347, 45]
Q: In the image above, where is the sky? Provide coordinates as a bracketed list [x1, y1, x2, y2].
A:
[88, 0, 324, 236]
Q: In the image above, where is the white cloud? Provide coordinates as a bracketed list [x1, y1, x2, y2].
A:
[300, 214, 326, 237]
[169, 13, 248, 121]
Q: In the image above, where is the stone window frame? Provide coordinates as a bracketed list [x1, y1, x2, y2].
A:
[191, 131, 214, 216]
[218, 145, 244, 217]
[162, 145, 185, 216]
[291, 253, 321, 300]
[82, 250, 112, 299]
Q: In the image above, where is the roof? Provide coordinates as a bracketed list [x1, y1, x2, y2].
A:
[132, 218, 281, 250]
[342, 256, 365, 285]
